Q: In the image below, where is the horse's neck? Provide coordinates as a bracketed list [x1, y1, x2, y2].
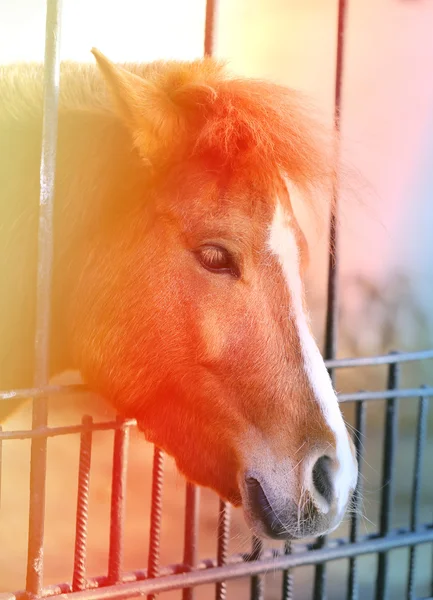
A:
[0, 107, 145, 394]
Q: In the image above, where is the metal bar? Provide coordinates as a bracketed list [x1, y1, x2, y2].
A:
[281, 541, 294, 600]
[2, 388, 433, 442]
[325, 349, 433, 370]
[147, 447, 164, 600]
[204, 0, 218, 56]
[338, 387, 433, 403]
[375, 359, 400, 600]
[3, 349, 433, 403]
[182, 483, 200, 600]
[25, 0, 62, 594]
[407, 393, 429, 600]
[0, 425, 2, 510]
[107, 418, 130, 585]
[323, 0, 348, 368]
[51, 527, 433, 600]
[315, 0, 349, 594]
[215, 500, 231, 600]
[12, 523, 433, 599]
[249, 536, 264, 600]
[72, 416, 93, 592]
[313, 0, 347, 600]
[0, 419, 137, 441]
[347, 400, 367, 600]
[0, 384, 92, 402]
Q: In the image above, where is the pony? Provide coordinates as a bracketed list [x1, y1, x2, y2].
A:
[0, 49, 358, 540]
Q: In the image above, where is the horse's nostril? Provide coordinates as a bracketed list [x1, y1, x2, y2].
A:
[245, 477, 287, 539]
[312, 455, 334, 506]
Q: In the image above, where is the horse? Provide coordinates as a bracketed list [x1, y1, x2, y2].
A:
[0, 49, 358, 540]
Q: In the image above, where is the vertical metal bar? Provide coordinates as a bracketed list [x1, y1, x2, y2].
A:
[215, 500, 231, 600]
[314, 1, 348, 598]
[25, 0, 62, 594]
[375, 359, 400, 600]
[282, 541, 294, 600]
[250, 536, 264, 600]
[147, 447, 165, 600]
[204, 0, 218, 56]
[72, 416, 93, 592]
[107, 418, 130, 585]
[323, 0, 348, 369]
[182, 483, 200, 600]
[348, 400, 367, 600]
[406, 392, 428, 600]
[0, 426, 2, 511]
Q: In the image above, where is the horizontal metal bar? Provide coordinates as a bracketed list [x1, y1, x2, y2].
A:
[0, 384, 91, 402]
[325, 349, 433, 369]
[338, 387, 433, 403]
[46, 528, 433, 599]
[2, 350, 432, 404]
[12, 524, 432, 600]
[2, 386, 432, 441]
[0, 419, 136, 441]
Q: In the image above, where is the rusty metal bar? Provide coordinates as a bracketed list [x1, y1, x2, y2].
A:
[182, 483, 200, 600]
[25, 0, 62, 594]
[215, 500, 231, 600]
[72, 416, 94, 592]
[107, 418, 130, 585]
[147, 447, 164, 600]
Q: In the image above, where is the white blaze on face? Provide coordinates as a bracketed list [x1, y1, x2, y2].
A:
[267, 199, 358, 514]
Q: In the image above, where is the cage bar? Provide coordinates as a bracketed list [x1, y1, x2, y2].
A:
[375, 358, 401, 600]
[25, 0, 62, 594]
[407, 393, 429, 600]
[0, 425, 2, 510]
[314, 0, 348, 597]
[2, 349, 433, 406]
[36, 525, 433, 600]
[182, 483, 200, 600]
[215, 500, 231, 600]
[204, 0, 217, 56]
[347, 400, 367, 600]
[323, 0, 349, 367]
[249, 536, 264, 600]
[282, 541, 294, 600]
[107, 418, 130, 585]
[147, 447, 164, 600]
[72, 416, 94, 592]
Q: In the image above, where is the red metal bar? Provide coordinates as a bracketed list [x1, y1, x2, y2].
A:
[107, 418, 130, 585]
[72, 416, 94, 591]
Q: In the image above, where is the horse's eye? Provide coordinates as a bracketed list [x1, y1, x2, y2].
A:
[195, 245, 240, 278]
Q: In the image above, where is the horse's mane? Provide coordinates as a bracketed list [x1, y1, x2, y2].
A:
[0, 56, 337, 217]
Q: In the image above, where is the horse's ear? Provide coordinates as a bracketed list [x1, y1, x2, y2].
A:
[91, 48, 180, 159]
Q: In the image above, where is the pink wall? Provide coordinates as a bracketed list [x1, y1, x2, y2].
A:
[217, 0, 433, 350]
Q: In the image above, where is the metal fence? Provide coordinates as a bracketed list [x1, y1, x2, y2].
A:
[1, 0, 433, 599]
